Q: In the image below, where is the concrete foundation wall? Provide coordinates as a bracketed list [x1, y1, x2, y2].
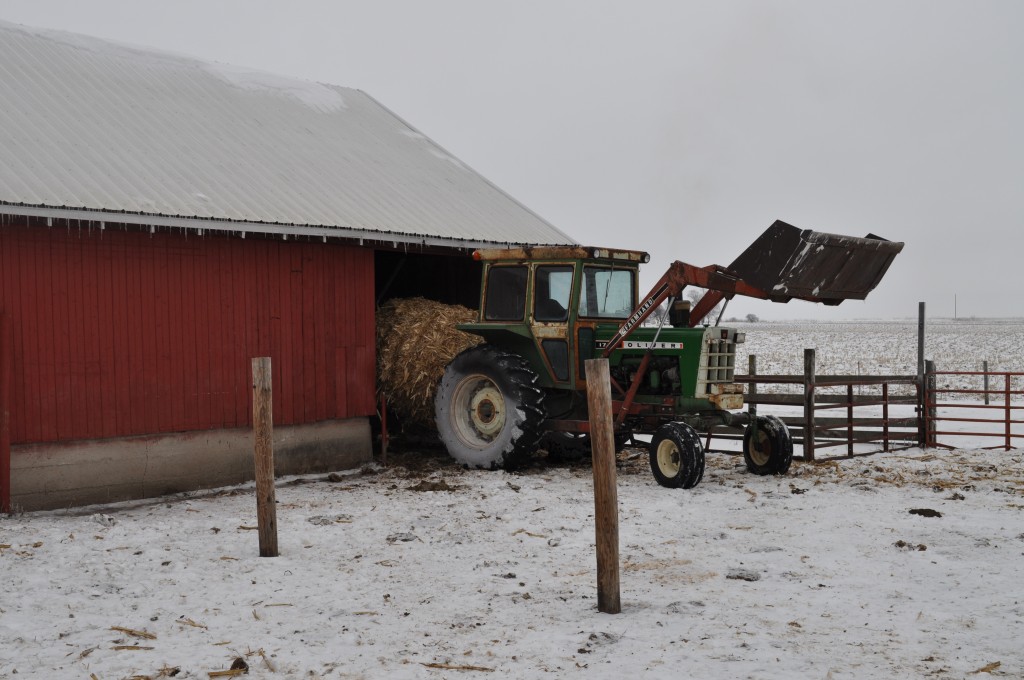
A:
[10, 418, 371, 511]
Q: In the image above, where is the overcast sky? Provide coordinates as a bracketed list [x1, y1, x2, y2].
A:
[2, 1, 1021, 320]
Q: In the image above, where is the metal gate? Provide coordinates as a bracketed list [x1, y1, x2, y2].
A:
[923, 367, 1023, 450]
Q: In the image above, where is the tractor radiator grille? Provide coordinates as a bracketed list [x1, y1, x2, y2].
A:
[705, 339, 736, 382]
[696, 336, 738, 397]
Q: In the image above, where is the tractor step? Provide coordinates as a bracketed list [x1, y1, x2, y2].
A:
[728, 220, 904, 305]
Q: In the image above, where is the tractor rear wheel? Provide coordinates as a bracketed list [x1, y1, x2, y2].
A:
[649, 422, 705, 489]
[435, 345, 546, 469]
[743, 415, 794, 475]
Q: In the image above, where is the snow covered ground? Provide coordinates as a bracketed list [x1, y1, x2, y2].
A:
[2, 442, 1022, 679]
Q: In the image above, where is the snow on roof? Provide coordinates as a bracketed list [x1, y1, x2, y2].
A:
[0, 21, 575, 249]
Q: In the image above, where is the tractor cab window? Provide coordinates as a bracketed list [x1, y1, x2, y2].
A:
[579, 266, 635, 319]
[533, 265, 573, 322]
[484, 265, 528, 321]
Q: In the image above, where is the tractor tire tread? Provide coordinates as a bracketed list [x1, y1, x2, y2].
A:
[435, 345, 546, 470]
[649, 421, 705, 490]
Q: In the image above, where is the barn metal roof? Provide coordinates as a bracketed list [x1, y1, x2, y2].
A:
[0, 21, 575, 250]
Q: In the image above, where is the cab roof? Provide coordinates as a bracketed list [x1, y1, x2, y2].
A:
[473, 245, 649, 264]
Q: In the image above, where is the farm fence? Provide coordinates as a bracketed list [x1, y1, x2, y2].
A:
[704, 349, 920, 461]
[703, 350, 1022, 460]
[922, 364, 1023, 450]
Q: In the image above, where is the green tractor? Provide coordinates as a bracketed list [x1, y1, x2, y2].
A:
[434, 221, 903, 488]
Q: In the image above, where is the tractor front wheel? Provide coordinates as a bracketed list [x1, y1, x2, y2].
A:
[435, 345, 546, 469]
[649, 422, 705, 489]
[743, 415, 794, 475]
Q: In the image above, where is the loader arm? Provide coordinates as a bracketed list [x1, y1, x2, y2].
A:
[600, 262, 772, 357]
[602, 220, 903, 356]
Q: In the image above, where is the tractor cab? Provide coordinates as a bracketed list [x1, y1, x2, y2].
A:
[458, 246, 649, 391]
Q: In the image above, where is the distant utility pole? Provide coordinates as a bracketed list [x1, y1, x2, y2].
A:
[954, 294, 957, 320]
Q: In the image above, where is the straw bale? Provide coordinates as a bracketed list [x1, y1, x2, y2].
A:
[377, 297, 482, 427]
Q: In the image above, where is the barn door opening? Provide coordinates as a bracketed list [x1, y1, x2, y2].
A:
[374, 250, 482, 309]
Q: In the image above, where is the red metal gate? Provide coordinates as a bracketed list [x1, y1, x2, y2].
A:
[924, 369, 1023, 450]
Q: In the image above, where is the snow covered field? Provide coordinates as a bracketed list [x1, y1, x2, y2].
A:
[2, 319, 1022, 679]
[736, 319, 1024, 390]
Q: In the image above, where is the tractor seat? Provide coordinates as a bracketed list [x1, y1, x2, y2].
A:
[536, 298, 568, 322]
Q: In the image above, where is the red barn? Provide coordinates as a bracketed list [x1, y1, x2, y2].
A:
[0, 22, 573, 510]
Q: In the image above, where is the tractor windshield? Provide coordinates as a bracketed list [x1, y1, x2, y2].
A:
[579, 266, 635, 319]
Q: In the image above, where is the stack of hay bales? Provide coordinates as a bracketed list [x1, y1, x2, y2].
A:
[376, 297, 482, 428]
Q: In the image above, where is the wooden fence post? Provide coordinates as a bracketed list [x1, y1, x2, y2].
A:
[252, 357, 279, 557]
[882, 382, 890, 452]
[929, 358, 937, 448]
[917, 302, 926, 446]
[748, 355, 757, 420]
[847, 383, 854, 457]
[803, 348, 816, 462]
[585, 358, 620, 615]
[0, 312, 11, 513]
[917, 302, 926, 380]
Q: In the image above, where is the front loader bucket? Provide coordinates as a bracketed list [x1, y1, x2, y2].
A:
[728, 220, 904, 305]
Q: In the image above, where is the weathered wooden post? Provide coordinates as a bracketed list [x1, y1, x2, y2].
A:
[882, 382, 890, 453]
[918, 302, 926, 446]
[924, 359, 936, 448]
[585, 358, 620, 615]
[748, 355, 757, 420]
[252, 357, 279, 557]
[847, 383, 854, 456]
[803, 348, 816, 462]
[917, 302, 926, 380]
[0, 312, 11, 513]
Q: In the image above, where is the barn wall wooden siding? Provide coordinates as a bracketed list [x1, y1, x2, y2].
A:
[0, 223, 376, 445]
